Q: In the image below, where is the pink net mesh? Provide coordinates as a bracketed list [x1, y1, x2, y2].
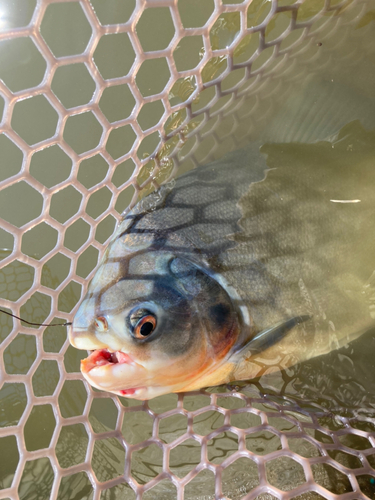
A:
[0, 0, 374, 498]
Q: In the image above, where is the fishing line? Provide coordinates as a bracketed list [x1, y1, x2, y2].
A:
[0, 308, 72, 327]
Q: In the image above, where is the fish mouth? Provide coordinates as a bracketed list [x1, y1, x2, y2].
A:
[80, 348, 148, 396]
[81, 349, 134, 373]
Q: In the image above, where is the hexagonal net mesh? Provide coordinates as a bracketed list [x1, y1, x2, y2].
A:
[1, 0, 375, 499]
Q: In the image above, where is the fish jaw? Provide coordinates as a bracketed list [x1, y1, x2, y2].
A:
[81, 349, 152, 398]
[80, 348, 198, 399]
[81, 349, 134, 372]
[80, 345, 238, 400]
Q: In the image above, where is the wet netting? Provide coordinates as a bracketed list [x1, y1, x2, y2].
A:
[1, 0, 375, 499]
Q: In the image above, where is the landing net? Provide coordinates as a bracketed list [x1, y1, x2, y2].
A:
[0, 0, 374, 499]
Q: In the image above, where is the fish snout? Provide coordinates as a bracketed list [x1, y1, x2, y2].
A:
[69, 310, 108, 351]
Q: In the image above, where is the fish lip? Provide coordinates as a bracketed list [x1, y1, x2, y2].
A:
[118, 388, 141, 396]
[81, 348, 134, 373]
[81, 366, 144, 396]
[80, 361, 147, 396]
[81, 349, 149, 394]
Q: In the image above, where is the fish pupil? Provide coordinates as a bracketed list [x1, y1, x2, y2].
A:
[140, 321, 154, 336]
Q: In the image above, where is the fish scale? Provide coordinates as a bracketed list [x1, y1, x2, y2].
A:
[222, 147, 374, 356]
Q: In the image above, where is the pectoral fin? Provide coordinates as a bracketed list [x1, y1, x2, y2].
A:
[237, 315, 311, 357]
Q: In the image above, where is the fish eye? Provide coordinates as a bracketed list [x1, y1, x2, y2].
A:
[129, 308, 157, 339]
[134, 315, 157, 339]
[130, 312, 157, 339]
[94, 316, 108, 333]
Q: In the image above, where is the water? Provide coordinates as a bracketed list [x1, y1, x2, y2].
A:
[1, 0, 375, 498]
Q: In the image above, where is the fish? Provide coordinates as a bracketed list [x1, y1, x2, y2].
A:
[69, 118, 375, 400]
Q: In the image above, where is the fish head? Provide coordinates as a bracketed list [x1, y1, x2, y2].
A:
[69, 247, 242, 400]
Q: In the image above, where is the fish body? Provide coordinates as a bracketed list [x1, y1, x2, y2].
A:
[70, 124, 375, 399]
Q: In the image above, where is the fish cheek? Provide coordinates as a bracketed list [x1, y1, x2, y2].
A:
[202, 283, 240, 358]
[152, 305, 203, 360]
[168, 257, 240, 359]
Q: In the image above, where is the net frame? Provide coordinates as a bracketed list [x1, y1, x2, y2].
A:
[0, 0, 374, 499]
